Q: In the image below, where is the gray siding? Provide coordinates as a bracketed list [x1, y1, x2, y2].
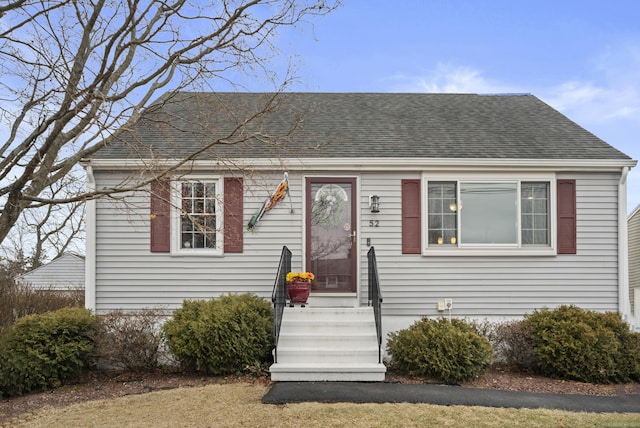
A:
[629, 206, 640, 315]
[19, 254, 85, 290]
[359, 172, 620, 318]
[93, 170, 621, 319]
[93, 170, 304, 312]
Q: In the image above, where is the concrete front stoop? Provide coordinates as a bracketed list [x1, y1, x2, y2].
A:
[269, 307, 386, 382]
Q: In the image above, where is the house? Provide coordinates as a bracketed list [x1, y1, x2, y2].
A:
[83, 92, 636, 381]
[629, 205, 640, 326]
[17, 253, 85, 291]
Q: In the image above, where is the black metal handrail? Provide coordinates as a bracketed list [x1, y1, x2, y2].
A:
[271, 245, 291, 364]
[367, 246, 383, 364]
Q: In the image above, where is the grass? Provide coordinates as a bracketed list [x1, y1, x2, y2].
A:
[6, 383, 640, 428]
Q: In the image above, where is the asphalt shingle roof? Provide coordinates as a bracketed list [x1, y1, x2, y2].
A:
[92, 92, 631, 161]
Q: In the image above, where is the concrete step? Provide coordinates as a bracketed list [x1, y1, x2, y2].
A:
[280, 320, 376, 335]
[270, 306, 386, 382]
[282, 306, 374, 319]
[276, 346, 379, 364]
[270, 362, 386, 382]
[276, 332, 377, 349]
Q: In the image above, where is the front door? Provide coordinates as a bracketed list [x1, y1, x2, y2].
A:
[306, 177, 357, 293]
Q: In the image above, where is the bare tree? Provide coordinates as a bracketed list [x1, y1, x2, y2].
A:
[2, 168, 85, 269]
[0, 0, 339, 246]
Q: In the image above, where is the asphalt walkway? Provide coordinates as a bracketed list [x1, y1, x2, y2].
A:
[262, 382, 640, 414]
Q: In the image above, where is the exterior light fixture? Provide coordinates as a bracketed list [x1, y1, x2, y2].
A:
[369, 195, 380, 213]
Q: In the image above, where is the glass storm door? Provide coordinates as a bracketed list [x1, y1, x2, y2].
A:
[306, 177, 357, 293]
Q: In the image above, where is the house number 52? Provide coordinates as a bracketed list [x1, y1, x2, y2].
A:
[369, 220, 379, 227]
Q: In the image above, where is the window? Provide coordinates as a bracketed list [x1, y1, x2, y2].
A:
[426, 178, 552, 251]
[427, 182, 457, 245]
[460, 182, 517, 245]
[150, 177, 243, 255]
[171, 178, 223, 255]
[180, 182, 217, 249]
[521, 182, 550, 245]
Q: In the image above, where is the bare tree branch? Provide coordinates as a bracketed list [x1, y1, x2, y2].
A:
[2, 169, 85, 268]
[0, 0, 340, 246]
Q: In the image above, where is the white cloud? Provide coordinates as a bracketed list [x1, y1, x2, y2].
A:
[543, 80, 639, 124]
[386, 43, 640, 126]
[543, 44, 640, 124]
[385, 63, 521, 94]
[540, 43, 640, 212]
[383, 52, 640, 212]
[544, 81, 605, 111]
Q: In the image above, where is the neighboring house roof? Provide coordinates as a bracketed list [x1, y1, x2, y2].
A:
[92, 92, 632, 162]
[17, 253, 85, 290]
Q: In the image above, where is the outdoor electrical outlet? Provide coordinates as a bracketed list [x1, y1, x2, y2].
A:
[445, 299, 453, 310]
[437, 301, 446, 311]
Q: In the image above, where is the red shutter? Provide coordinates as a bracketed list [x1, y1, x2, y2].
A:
[557, 179, 576, 254]
[402, 179, 421, 254]
[150, 180, 171, 253]
[224, 177, 244, 253]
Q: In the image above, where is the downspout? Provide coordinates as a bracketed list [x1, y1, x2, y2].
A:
[84, 165, 97, 311]
[618, 166, 631, 324]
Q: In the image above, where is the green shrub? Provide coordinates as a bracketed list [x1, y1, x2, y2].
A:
[163, 294, 272, 375]
[0, 307, 96, 397]
[387, 318, 493, 383]
[525, 305, 640, 383]
[620, 332, 640, 380]
[92, 308, 166, 372]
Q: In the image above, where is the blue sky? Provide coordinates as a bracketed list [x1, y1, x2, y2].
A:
[265, 0, 640, 213]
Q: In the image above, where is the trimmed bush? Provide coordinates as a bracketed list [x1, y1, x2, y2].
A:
[621, 332, 640, 380]
[387, 318, 493, 383]
[92, 308, 166, 372]
[526, 305, 640, 383]
[0, 307, 95, 397]
[163, 294, 272, 375]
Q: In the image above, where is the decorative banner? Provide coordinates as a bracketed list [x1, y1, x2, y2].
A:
[247, 172, 292, 231]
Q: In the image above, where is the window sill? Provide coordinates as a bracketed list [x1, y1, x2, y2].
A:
[422, 247, 557, 257]
[170, 249, 224, 258]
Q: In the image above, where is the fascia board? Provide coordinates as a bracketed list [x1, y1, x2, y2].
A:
[85, 157, 637, 172]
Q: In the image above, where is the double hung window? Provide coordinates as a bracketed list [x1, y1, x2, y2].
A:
[520, 182, 551, 245]
[426, 177, 552, 251]
[427, 182, 457, 245]
[171, 178, 223, 255]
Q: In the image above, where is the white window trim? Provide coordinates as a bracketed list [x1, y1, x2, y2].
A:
[421, 172, 557, 256]
[170, 176, 224, 257]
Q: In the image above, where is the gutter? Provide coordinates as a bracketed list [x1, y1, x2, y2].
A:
[84, 165, 97, 311]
